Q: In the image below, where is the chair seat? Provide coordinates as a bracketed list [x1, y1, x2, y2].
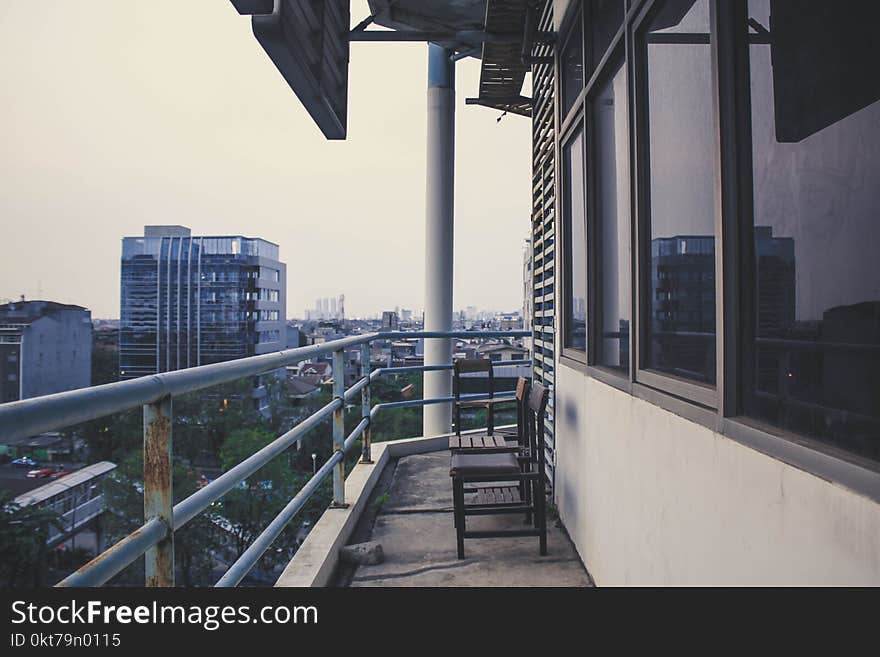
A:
[474, 485, 522, 505]
[450, 452, 519, 477]
[449, 433, 514, 451]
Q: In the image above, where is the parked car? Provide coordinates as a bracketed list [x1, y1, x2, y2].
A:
[27, 467, 55, 478]
[11, 456, 39, 468]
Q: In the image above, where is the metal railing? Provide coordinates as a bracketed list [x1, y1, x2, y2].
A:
[0, 330, 528, 587]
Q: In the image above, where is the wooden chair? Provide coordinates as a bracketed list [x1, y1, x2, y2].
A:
[449, 376, 533, 521]
[451, 358, 517, 439]
[449, 375, 530, 453]
[449, 382, 549, 558]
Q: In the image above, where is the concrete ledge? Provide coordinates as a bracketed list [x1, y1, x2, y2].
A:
[275, 426, 513, 587]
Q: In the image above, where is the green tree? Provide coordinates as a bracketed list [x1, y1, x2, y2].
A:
[217, 427, 299, 565]
[0, 490, 60, 587]
[101, 452, 222, 586]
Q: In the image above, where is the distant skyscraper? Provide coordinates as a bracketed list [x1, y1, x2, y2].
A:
[382, 311, 399, 330]
[0, 300, 92, 402]
[119, 225, 286, 379]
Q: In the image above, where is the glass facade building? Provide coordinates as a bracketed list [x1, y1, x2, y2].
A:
[120, 226, 286, 380]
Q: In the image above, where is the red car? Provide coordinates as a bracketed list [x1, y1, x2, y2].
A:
[49, 470, 71, 479]
[26, 467, 55, 478]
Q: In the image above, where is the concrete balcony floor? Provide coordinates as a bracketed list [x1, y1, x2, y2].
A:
[335, 451, 592, 587]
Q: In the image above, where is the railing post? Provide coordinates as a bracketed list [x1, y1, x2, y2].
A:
[331, 349, 348, 507]
[360, 342, 372, 464]
[143, 395, 174, 587]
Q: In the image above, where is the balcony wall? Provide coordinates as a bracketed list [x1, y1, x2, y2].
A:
[554, 363, 880, 585]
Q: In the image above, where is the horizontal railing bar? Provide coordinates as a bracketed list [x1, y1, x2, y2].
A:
[343, 375, 370, 401]
[372, 390, 516, 413]
[215, 416, 371, 587]
[388, 331, 529, 340]
[56, 517, 166, 587]
[344, 417, 370, 450]
[369, 360, 531, 376]
[0, 335, 374, 443]
[215, 450, 343, 587]
[0, 331, 527, 442]
[372, 364, 453, 375]
[174, 397, 342, 529]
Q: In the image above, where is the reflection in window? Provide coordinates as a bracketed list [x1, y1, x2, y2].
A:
[642, 0, 716, 384]
[593, 62, 631, 372]
[561, 15, 584, 119]
[589, 0, 625, 69]
[563, 129, 587, 352]
[744, 0, 880, 460]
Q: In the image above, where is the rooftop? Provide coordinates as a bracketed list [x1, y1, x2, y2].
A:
[0, 300, 90, 324]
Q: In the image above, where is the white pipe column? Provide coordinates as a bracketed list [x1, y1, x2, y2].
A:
[423, 43, 455, 438]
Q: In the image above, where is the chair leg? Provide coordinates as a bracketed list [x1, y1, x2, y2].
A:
[534, 478, 547, 556]
[453, 477, 466, 559]
[524, 469, 532, 525]
[452, 479, 459, 530]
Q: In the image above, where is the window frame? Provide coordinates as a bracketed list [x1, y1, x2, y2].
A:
[559, 112, 589, 365]
[631, 0, 720, 409]
[585, 44, 632, 387]
[558, 7, 586, 129]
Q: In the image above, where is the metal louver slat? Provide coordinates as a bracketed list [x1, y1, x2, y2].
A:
[530, 0, 556, 495]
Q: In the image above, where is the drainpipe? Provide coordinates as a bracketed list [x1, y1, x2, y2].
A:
[423, 43, 455, 438]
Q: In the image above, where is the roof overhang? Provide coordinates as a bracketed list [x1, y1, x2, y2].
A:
[366, 0, 550, 117]
[231, 1, 553, 138]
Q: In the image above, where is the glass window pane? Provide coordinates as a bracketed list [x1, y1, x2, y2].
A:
[642, 0, 716, 385]
[589, 0, 625, 68]
[563, 129, 587, 351]
[593, 62, 631, 372]
[744, 0, 880, 461]
[561, 15, 584, 119]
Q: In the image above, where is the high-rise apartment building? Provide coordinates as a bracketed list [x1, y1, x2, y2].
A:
[119, 225, 286, 379]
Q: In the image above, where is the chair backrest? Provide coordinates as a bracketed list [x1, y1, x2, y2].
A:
[526, 382, 549, 466]
[453, 358, 495, 435]
[514, 376, 529, 401]
[454, 359, 494, 375]
[453, 358, 495, 399]
[513, 376, 530, 444]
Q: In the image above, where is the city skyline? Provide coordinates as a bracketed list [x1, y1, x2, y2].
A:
[0, 0, 531, 320]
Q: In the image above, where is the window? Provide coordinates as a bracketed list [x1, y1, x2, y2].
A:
[258, 330, 280, 344]
[639, 0, 717, 386]
[591, 60, 631, 373]
[588, 0, 625, 69]
[562, 128, 587, 354]
[741, 0, 880, 461]
[560, 12, 584, 119]
[260, 267, 280, 282]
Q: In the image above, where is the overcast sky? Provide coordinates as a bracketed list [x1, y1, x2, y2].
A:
[0, 0, 531, 319]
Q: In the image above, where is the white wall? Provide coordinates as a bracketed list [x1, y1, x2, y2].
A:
[554, 362, 880, 585]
